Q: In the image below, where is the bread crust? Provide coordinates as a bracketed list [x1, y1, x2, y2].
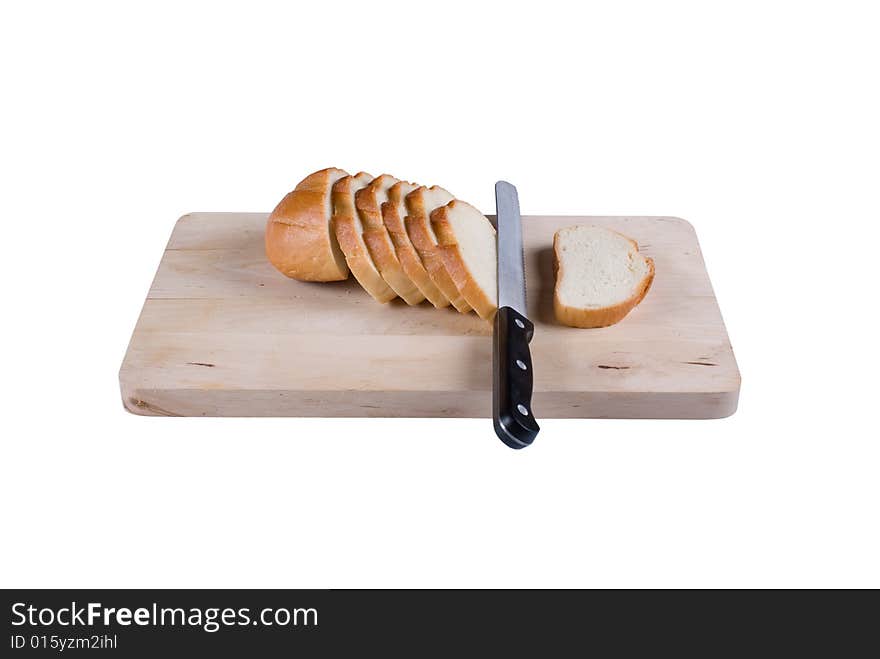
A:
[430, 201, 498, 320]
[382, 182, 450, 308]
[552, 229, 655, 328]
[404, 186, 472, 313]
[355, 175, 425, 305]
[331, 173, 396, 303]
[265, 167, 350, 281]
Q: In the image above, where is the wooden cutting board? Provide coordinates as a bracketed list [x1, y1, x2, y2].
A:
[120, 213, 740, 418]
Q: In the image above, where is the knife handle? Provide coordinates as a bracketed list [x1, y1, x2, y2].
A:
[493, 306, 540, 449]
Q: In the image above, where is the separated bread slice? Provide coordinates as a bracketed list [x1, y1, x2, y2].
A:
[404, 186, 472, 313]
[382, 181, 450, 308]
[331, 172, 396, 303]
[356, 175, 425, 305]
[430, 200, 498, 320]
[266, 167, 350, 281]
[553, 225, 655, 328]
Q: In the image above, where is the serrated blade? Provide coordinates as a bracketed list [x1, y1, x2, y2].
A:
[495, 180, 528, 317]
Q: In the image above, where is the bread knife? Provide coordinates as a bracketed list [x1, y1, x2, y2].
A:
[493, 181, 540, 449]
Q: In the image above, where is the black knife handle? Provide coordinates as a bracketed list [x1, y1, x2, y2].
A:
[493, 306, 540, 449]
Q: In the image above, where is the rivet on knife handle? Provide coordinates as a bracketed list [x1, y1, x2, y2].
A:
[493, 306, 540, 448]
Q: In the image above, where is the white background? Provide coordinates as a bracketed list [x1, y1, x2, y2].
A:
[1, 1, 878, 588]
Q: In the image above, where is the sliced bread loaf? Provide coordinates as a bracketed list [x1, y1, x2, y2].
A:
[382, 181, 450, 308]
[331, 173, 396, 303]
[356, 175, 425, 305]
[404, 186, 472, 313]
[553, 225, 654, 328]
[266, 167, 349, 281]
[430, 200, 498, 320]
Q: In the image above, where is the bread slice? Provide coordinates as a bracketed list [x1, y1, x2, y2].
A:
[356, 175, 425, 305]
[382, 181, 450, 308]
[430, 200, 498, 320]
[404, 186, 472, 313]
[553, 225, 655, 328]
[331, 173, 396, 303]
[266, 167, 350, 281]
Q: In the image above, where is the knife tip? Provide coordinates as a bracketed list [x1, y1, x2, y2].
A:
[495, 181, 518, 199]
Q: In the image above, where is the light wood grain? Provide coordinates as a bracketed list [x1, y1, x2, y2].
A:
[120, 213, 740, 418]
